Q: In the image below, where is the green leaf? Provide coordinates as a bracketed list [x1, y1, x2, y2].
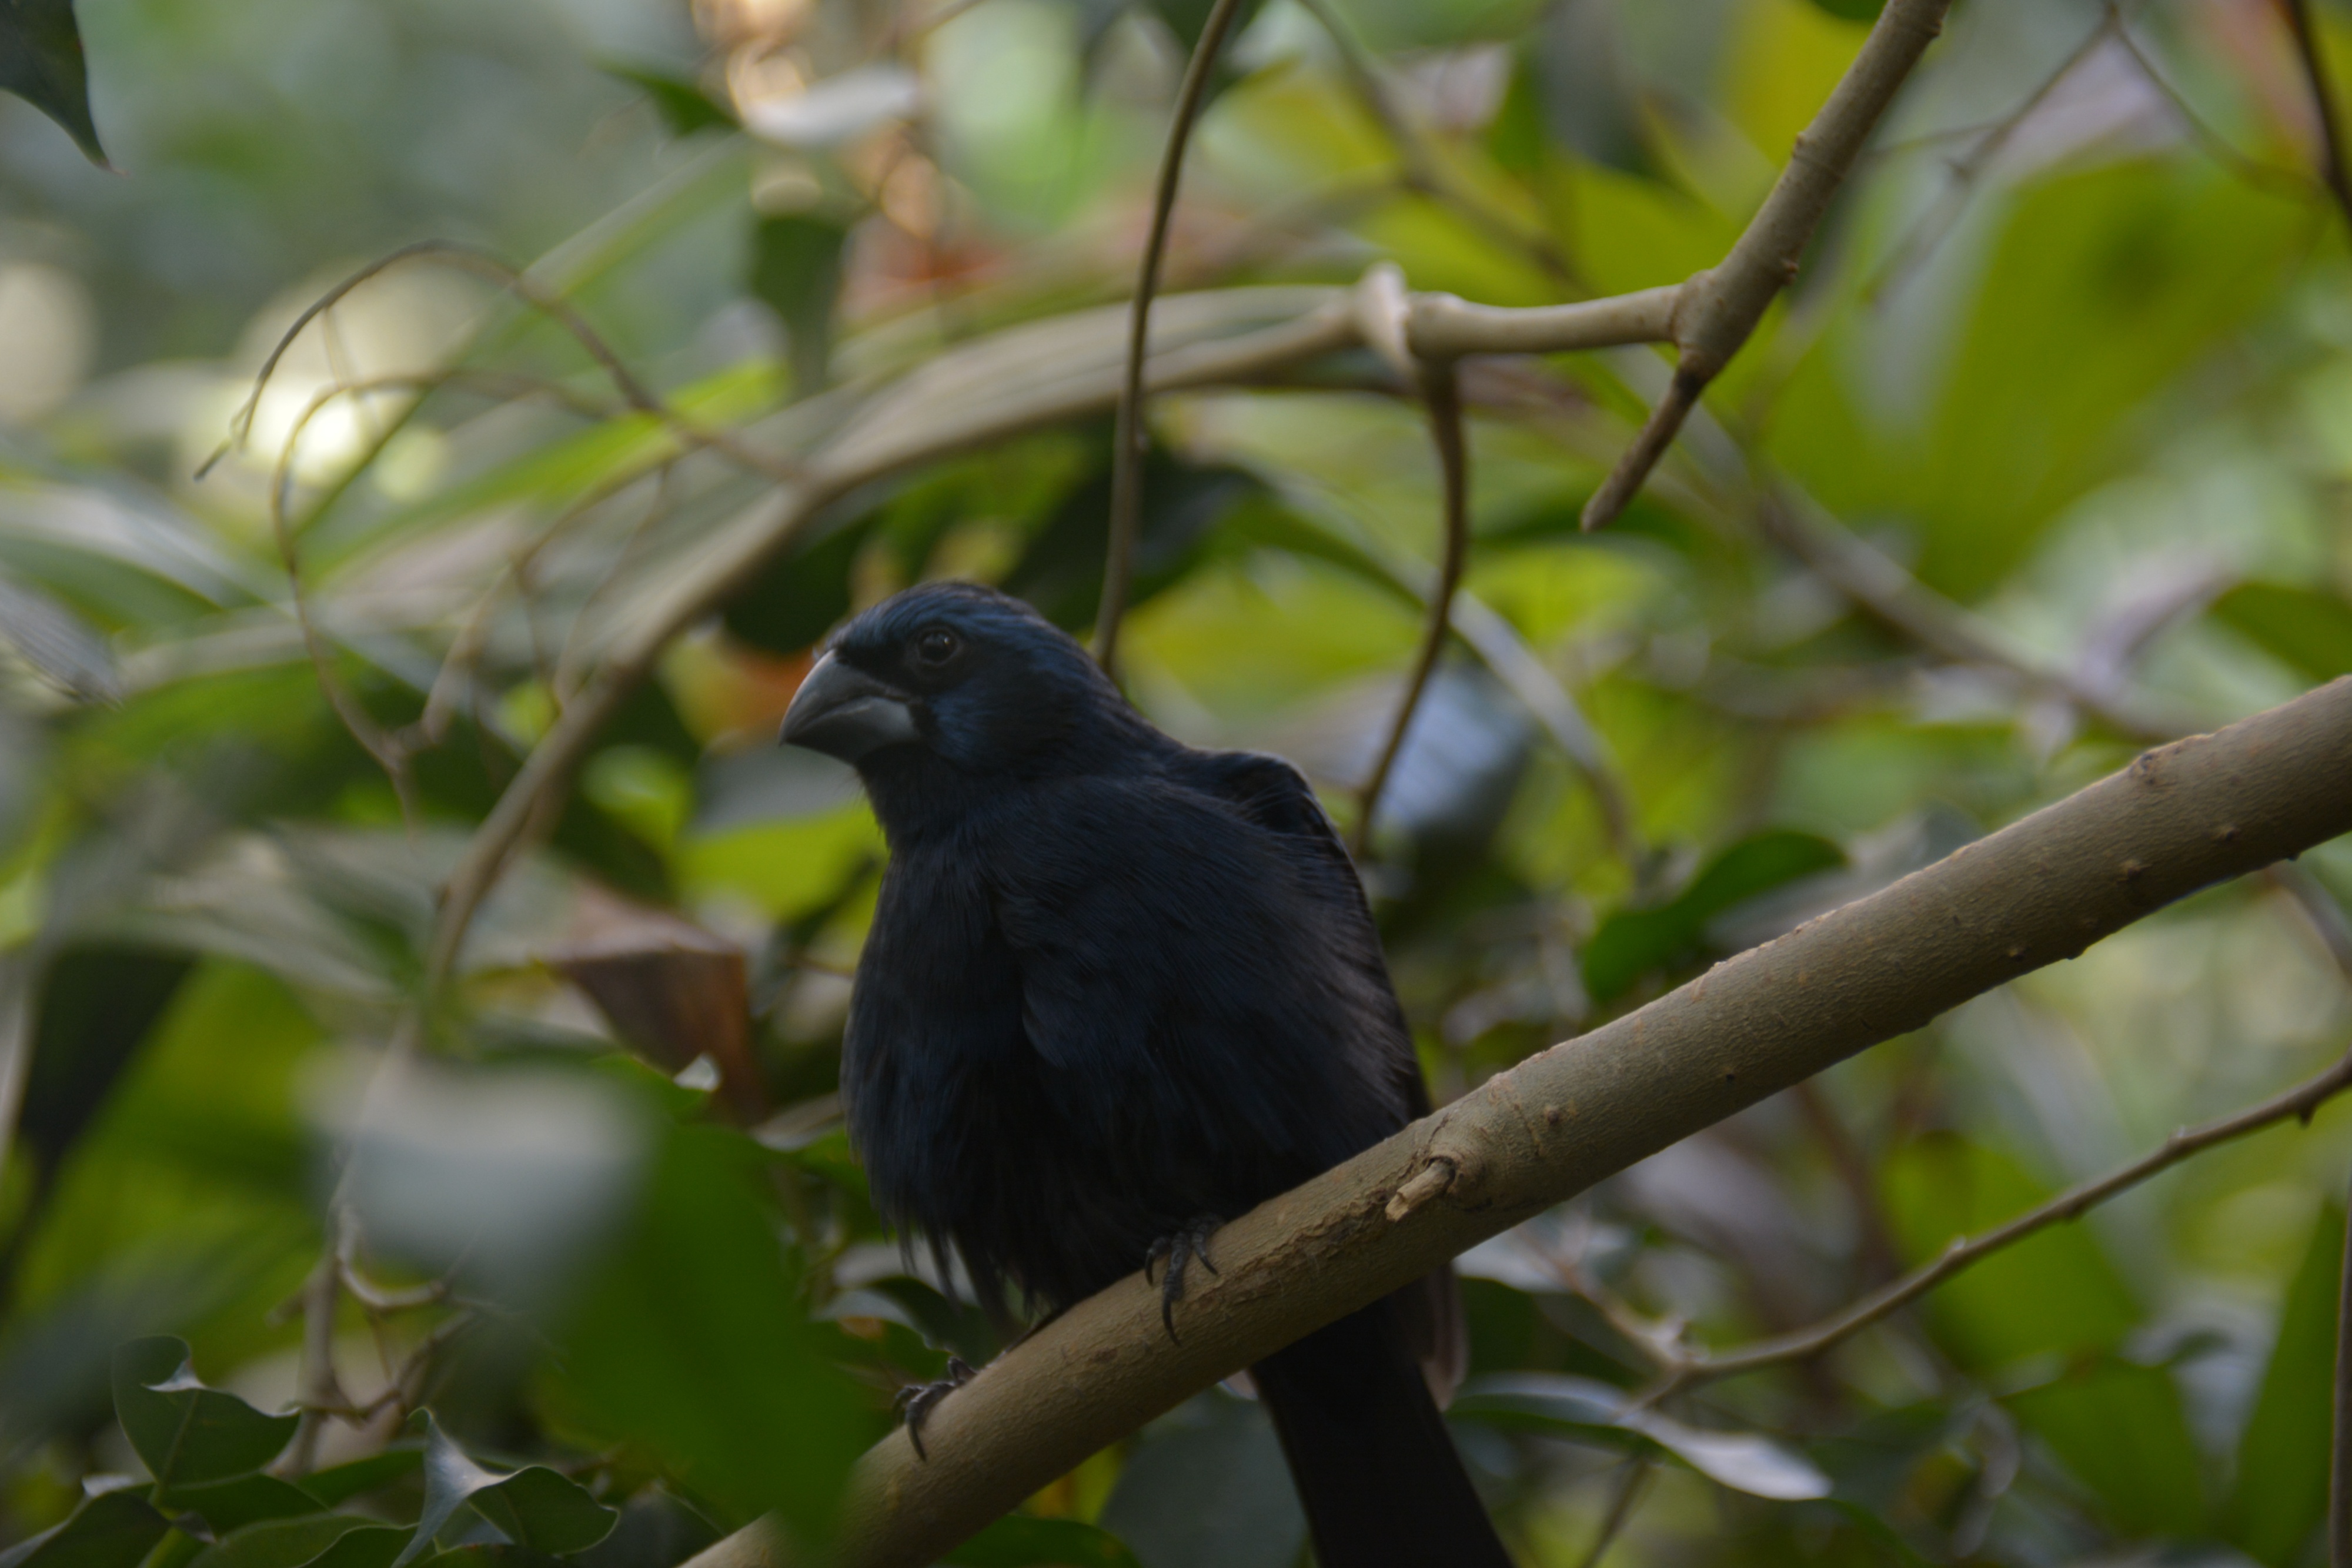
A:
[603, 63, 737, 137]
[943, 1516, 1140, 1568]
[111, 1338, 299, 1491]
[2004, 1356, 2207, 1536]
[0, 0, 107, 165]
[557, 1123, 879, 1540]
[2210, 582, 2352, 684]
[1805, 0, 1883, 17]
[392, 1415, 618, 1568]
[1583, 831, 1845, 1004]
[1097, 1396, 1302, 1568]
[300, 1450, 423, 1509]
[2223, 1203, 2343, 1563]
[1516, 5, 1656, 179]
[188, 1514, 403, 1568]
[303, 1531, 405, 1568]
[1772, 161, 2310, 599]
[0, 570, 122, 703]
[750, 213, 848, 400]
[1881, 1138, 2206, 1534]
[1453, 1376, 1830, 1499]
[0, 1491, 168, 1568]
[157, 1476, 330, 1534]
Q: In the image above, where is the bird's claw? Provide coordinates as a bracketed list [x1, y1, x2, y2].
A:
[894, 1356, 976, 1460]
[1142, 1216, 1222, 1343]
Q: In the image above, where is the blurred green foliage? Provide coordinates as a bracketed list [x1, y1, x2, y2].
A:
[3, 0, 2352, 1564]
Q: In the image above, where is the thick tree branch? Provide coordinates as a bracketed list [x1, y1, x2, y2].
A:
[671, 678, 2352, 1568]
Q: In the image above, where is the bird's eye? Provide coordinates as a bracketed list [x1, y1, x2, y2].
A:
[913, 628, 960, 666]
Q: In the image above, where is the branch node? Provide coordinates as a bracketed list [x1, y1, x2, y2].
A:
[1351, 261, 1416, 382]
[1385, 1157, 1457, 1222]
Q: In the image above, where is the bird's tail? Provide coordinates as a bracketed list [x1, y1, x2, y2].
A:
[1252, 1292, 1514, 1568]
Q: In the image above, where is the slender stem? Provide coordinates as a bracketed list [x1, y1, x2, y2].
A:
[1294, 0, 1581, 290]
[279, 1209, 348, 1476]
[2281, 0, 2352, 226]
[1580, 365, 1705, 531]
[207, 239, 799, 490]
[1572, 1461, 1649, 1568]
[1579, 0, 1953, 530]
[2273, 864, 2352, 982]
[1673, 1044, 2352, 1389]
[2115, 6, 2315, 198]
[1866, 8, 2115, 302]
[1753, 482, 2181, 741]
[1095, 0, 1251, 678]
[1352, 362, 1468, 856]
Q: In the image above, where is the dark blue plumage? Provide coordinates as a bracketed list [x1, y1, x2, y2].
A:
[784, 581, 1511, 1567]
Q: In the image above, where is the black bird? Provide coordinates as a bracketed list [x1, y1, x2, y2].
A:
[782, 581, 1512, 1567]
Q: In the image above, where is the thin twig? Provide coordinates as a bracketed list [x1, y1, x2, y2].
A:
[259, 371, 676, 821]
[1577, 0, 1953, 529]
[263, 411, 423, 830]
[1572, 1460, 1650, 1568]
[337, 1224, 455, 1315]
[204, 239, 800, 490]
[1581, 366, 1705, 533]
[2114, 7, 2317, 198]
[1294, 0, 1582, 290]
[1866, 8, 2117, 302]
[1095, 0, 1252, 678]
[278, 1209, 349, 1477]
[1665, 1042, 2352, 1391]
[1533, 1219, 1690, 1370]
[1752, 483, 2182, 741]
[2279, 0, 2352, 226]
[551, 464, 681, 708]
[2271, 863, 2352, 982]
[1352, 360, 1468, 857]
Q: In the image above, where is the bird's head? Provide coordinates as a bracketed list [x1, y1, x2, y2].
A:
[780, 581, 1144, 782]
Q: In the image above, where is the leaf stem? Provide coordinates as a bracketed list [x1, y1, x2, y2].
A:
[1095, 0, 1252, 678]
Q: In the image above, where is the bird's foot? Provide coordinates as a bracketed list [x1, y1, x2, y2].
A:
[894, 1356, 976, 1460]
[1142, 1216, 1222, 1342]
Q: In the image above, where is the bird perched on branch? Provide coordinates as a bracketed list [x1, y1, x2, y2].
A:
[782, 580, 1512, 1568]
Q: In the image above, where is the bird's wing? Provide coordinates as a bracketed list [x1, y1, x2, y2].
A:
[1175, 748, 1355, 874]
[1178, 750, 1432, 1116]
[1174, 750, 1466, 1398]
[986, 771, 1408, 1172]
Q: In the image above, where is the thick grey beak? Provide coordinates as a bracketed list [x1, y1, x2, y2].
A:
[781, 651, 921, 764]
